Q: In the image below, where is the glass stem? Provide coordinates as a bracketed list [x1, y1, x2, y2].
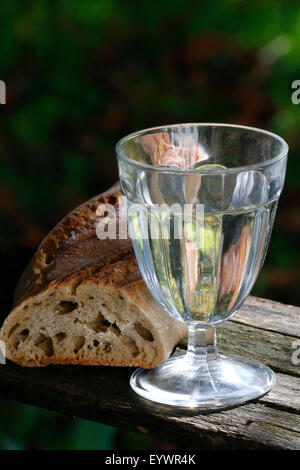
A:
[186, 322, 218, 367]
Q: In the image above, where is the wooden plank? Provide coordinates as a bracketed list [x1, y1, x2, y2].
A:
[0, 361, 299, 449]
[174, 403, 300, 450]
[0, 295, 299, 449]
[217, 321, 299, 377]
[260, 373, 300, 413]
[232, 296, 300, 338]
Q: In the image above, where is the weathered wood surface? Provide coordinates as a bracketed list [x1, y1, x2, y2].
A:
[0, 296, 299, 450]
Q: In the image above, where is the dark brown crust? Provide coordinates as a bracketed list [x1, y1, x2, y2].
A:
[3, 183, 187, 368]
[14, 183, 141, 307]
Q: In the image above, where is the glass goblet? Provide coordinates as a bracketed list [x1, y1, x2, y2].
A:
[116, 123, 288, 408]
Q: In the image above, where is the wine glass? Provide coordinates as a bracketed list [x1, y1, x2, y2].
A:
[116, 123, 288, 408]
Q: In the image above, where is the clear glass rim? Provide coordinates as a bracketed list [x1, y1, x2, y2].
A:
[116, 122, 288, 174]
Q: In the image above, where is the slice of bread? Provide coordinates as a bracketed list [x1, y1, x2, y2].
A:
[0, 184, 186, 367]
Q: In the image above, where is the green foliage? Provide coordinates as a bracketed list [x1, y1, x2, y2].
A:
[8, 96, 62, 147]
[0, 400, 118, 450]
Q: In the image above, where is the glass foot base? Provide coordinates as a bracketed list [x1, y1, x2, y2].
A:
[130, 354, 275, 408]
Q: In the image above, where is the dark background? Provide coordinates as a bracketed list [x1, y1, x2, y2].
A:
[0, 0, 299, 449]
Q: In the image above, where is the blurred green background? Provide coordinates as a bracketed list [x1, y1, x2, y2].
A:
[0, 0, 299, 450]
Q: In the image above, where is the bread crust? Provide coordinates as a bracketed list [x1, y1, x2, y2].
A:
[0, 184, 187, 367]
